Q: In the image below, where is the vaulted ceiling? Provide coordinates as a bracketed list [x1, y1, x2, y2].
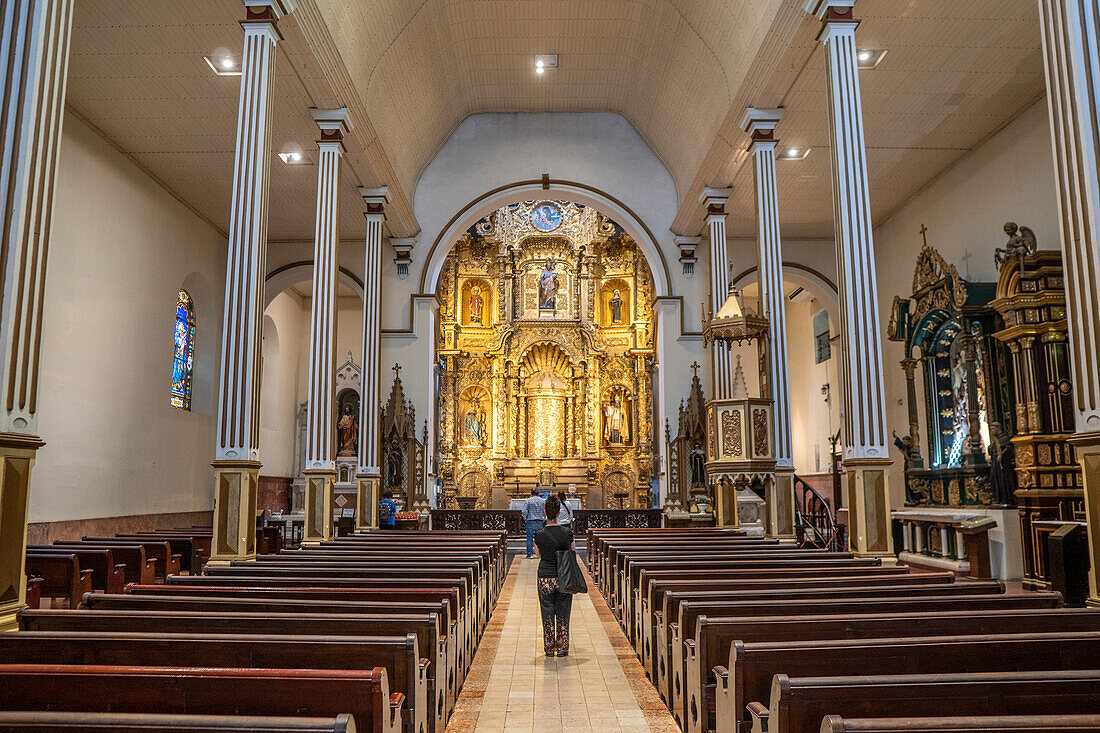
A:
[66, 0, 1046, 245]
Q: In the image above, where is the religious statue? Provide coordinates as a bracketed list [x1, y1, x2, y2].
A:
[988, 421, 1017, 506]
[539, 259, 559, 310]
[995, 222, 1037, 271]
[689, 441, 706, 487]
[469, 286, 483, 324]
[604, 391, 628, 444]
[464, 404, 486, 445]
[609, 289, 623, 323]
[337, 402, 358, 456]
[386, 444, 404, 487]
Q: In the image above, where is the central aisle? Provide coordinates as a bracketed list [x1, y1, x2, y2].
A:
[447, 557, 678, 732]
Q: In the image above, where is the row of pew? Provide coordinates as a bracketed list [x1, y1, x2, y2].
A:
[588, 527, 1100, 733]
[7, 529, 505, 733]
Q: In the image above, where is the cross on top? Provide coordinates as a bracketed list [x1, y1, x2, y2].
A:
[690, 361, 700, 378]
[392, 363, 401, 379]
[919, 223, 929, 246]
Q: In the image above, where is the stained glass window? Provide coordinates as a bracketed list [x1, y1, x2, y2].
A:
[171, 289, 195, 411]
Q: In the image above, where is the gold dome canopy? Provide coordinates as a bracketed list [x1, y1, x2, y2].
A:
[703, 288, 770, 346]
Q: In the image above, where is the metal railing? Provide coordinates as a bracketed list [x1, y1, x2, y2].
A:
[793, 474, 844, 552]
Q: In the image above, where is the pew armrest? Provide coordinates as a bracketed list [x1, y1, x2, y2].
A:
[713, 666, 733, 733]
[747, 702, 768, 733]
[389, 692, 406, 733]
[684, 637, 696, 662]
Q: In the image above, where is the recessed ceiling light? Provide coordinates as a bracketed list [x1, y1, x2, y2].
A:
[203, 54, 241, 76]
[534, 54, 558, 74]
[779, 147, 810, 161]
[277, 150, 310, 165]
[856, 49, 887, 69]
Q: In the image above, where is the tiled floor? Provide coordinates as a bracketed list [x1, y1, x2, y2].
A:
[447, 558, 678, 732]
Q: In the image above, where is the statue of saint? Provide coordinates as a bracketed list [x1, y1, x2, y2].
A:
[386, 444, 403, 487]
[539, 259, 559, 310]
[604, 391, 628, 444]
[469, 286, 483, 324]
[464, 405, 486, 445]
[337, 402, 358, 456]
[609, 289, 623, 323]
[689, 442, 706, 487]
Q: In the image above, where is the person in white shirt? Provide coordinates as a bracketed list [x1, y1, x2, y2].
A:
[520, 488, 546, 558]
[556, 489, 573, 527]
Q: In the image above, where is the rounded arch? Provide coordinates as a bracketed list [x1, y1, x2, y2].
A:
[179, 271, 218, 415]
[729, 262, 841, 327]
[419, 179, 674, 297]
[263, 262, 365, 308]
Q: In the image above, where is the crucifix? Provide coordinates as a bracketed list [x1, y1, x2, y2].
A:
[919, 223, 929, 246]
[690, 361, 700, 379]
[392, 363, 402, 380]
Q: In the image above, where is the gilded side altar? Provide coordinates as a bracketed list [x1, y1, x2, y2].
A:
[435, 201, 655, 509]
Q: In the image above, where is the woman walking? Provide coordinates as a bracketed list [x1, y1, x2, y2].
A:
[555, 489, 573, 528]
[533, 494, 575, 657]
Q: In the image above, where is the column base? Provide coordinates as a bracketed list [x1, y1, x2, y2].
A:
[303, 468, 336, 543]
[843, 457, 896, 561]
[1069, 432, 1100, 605]
[713, 480, 741, 530]
[767, 469, 797, 540]
[208, 460, 261, 565]
[0, 433, 43, 632]
[356, 474, 380, 531]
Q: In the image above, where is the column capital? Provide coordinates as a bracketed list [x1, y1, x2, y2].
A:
[802, 0, 856, 21]
[740, 107, 783, 139]
[699, 187, 733, 215]
[359, 186, 389, 217]
[310, 107, 352, 142]
[243, 0, 296, 20]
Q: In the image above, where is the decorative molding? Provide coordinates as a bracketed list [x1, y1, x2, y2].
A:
[675, 236, 700, 277]
[391, 237, 416, 279]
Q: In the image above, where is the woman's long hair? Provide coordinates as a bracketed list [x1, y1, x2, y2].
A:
[545, 495, 561, 523]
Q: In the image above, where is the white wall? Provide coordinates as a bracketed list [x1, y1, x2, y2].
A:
[30, 113, 227, 523]
[872, 98, 1059, 502]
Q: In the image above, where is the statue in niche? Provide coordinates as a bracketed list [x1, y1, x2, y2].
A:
[689, 441, 706, 487]
[609, 289, 623, 324]
[337, 401, 358, 457]
[605, 390, 629, 444]
[988, 421, 1017, 506]
[464, 401, 487, 445]
[539, 259, 559, 310]
[386, 444, 404, 488]
[469, 286, 483, 324]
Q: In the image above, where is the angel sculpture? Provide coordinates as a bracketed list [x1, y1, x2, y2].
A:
[994, 222, 1037, 272]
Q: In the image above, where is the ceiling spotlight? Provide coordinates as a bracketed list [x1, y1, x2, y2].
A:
[534, 54, 558, 74]
[856, 49, 887, 69]
[277, 150, 310, 165]
[779, 147, 810, 161]
[536, 66, 545, 75]
[204, 54, 241, 76]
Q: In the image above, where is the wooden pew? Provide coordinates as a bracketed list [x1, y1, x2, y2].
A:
[699, 607, 1100, 733]
[0, 631, 426, 733]
[24, 552, 92, 607]
[19, 608, 442, 733]
[86, 592, 459, 718]
[27, 545, 126, 593]
[713, 630, 1100, 733]
[53, 540, 157, 584]
[0, 711, 358, 732]
[761, 670, 1100, 733]
[818, 715, 1100, 732]
[83, 537, 180, 579]
[24, 577, 41, 609]
[0, 664, 401, 733]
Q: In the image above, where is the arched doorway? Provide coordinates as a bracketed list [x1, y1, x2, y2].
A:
[432, 198, 659, 510]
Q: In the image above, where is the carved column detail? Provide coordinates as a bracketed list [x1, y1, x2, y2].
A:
[702, 187, 735, 400]
[356, 186, 387, 531]
[900, 357, 923, 467]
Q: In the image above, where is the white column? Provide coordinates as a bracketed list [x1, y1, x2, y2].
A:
[302, 108, 350, 543]
[0, 0, 75, 631]
[701, 187, 735, 400]
[805, 0, 893, 558]
[356, 187, 388, 530]
[1037, 0, 1100, 604]
[210, 0, 294, 564]
[742, 107, 797, 539]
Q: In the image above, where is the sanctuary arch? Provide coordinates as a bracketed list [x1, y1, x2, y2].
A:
[431, 199, 658, 510]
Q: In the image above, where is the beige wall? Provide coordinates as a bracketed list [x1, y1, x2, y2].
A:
[872, 98, 1059, 503]
[29, 113, 227, 523]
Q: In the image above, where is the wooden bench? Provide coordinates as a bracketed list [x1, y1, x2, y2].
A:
[53, 540, 157, 584]
[0, 631, 425, 733]
[713, 630, 1100, 733]
[818, 715, 1100, 732]
[83, 537, 180, 579]
[18, 608, 442, 733]
[28, 545, 126, 593]
[701, 607, 1100, 733]
[0, 664, 401, 733]
[24, 552, 93, 607]
[0, 711, 357, 732]
[762, 670, 1100, 733]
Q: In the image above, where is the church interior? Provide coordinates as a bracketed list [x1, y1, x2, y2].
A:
[5, 0, 1100, 730]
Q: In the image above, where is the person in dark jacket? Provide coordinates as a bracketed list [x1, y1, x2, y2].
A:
[533, 495, 575, 656]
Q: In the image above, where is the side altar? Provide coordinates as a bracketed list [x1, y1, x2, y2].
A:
[434, 201, 656, 510]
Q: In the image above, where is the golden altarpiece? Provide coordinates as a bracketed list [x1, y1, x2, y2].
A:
[435, 201, 655, 510]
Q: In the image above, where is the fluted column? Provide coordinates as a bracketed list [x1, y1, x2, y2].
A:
[1037, 0, 1100, 604]
[210, 0, 294, 564]
[301, 108, 350, 544]
[356, 187, 388, 531]
[0, 0, 74, 631]
[804, 0, 893, 559]
[701, 187, 735, 400]
[742, 108, 796, 539]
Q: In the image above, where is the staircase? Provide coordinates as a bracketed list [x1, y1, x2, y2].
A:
[793, 474, 844, 551]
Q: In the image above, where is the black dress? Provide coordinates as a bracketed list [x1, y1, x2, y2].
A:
[534, 524, 574, 655]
